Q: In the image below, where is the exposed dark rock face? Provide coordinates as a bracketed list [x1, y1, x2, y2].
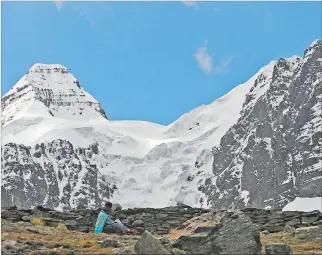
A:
[1, 239, 29, 255]
[1, 140, 112, 210]
[265, 243, 292, 255]
[294, 225, 322, 242]
[174, 211, 262, 255]
[134, 231, 171, 255]
[205, 40, 322, 210]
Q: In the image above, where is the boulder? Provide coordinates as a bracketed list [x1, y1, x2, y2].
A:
[134, 230, 171, 255]
[301, 216, 320, 225]
[99, 238, 118, 248]
[265, 224, 284, 233]
[284, 218, 301, 226]
[132, 219, 145, 228]
[211, 212, 262, 255]
[295, 226, 322, 242]
[49, 211, 77, 221]
[173, 232, 211, 255]
[22, 216, 32, 221]
[127, 215, 135, 224]
[262, 230, 269, 235]
[283, 211, 301, 218]
[171, 248, 186, 255]
[26, 226, 59, 235]
[265, 243, 292, 255]
[135, 227, 145, 235]
[283, 225, 295, 234]
[159, 237, 173, 253]
[65, 220, 77, 227]
[26, 227, 41, 234]
[174, 211, 262, 255]
[301, 210, 321, 217]
[112, 203, 122, 213]
[1, 211, 22, 221]
[1, 240, 26, 255]
[113, 246, 136, 255]
[42, 217, 61, 227]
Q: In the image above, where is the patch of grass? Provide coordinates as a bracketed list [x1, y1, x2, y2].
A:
[77, 238, 96, 248]
[261, 232, 322, 255]
[56, 222, 68, 231]
[295, 241, 322, 251]
[31, 216, 44, 226]
[77, 246, 115, 254]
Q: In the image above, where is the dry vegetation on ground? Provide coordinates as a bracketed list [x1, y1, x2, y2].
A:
[260, 232, 322, 255]
[1, 220, 139, 254]
[2, 220, 322, 255]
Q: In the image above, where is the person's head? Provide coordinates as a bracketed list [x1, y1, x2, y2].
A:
[104, 201, 113, 212]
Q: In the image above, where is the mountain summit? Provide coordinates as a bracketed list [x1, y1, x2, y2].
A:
[2, 63, 108, 127]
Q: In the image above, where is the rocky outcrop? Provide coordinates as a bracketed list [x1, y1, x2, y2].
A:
[283, 225, 296, 234]
[113, 246, 136, 255]
[175, 208, 322, 234]
[173, 211, 262, 255]
[1, 239, 31, 255]
[205, 40, 322, 210]
[1, 140, 113, 210]
[265, 243, 292, 255]
[294, 225, 322, 242]
[134, 231, 171, 255]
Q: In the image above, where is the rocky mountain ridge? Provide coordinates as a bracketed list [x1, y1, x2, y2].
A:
[204, 39, 322, 210]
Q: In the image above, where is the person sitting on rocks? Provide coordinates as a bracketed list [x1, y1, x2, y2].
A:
[94, 201, 132, 235]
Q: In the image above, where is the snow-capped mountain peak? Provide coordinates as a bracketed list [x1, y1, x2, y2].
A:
[304, 39, 322, 58]
[1, 63, 108, 127]
[28, 63, 68, 74]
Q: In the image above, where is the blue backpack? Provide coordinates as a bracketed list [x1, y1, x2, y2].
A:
[94, 210, 114, 234]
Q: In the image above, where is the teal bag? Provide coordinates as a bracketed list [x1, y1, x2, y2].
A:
[94, 210, 109, 234]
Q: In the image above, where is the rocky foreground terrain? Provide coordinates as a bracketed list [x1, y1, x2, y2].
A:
[2, 205, 322, 255]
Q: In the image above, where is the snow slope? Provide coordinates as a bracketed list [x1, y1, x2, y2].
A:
[1, 59, 278, 210]
[283, 197, 322, 212]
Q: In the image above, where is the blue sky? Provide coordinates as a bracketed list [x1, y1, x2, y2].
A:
[2, 1, 321, 125]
